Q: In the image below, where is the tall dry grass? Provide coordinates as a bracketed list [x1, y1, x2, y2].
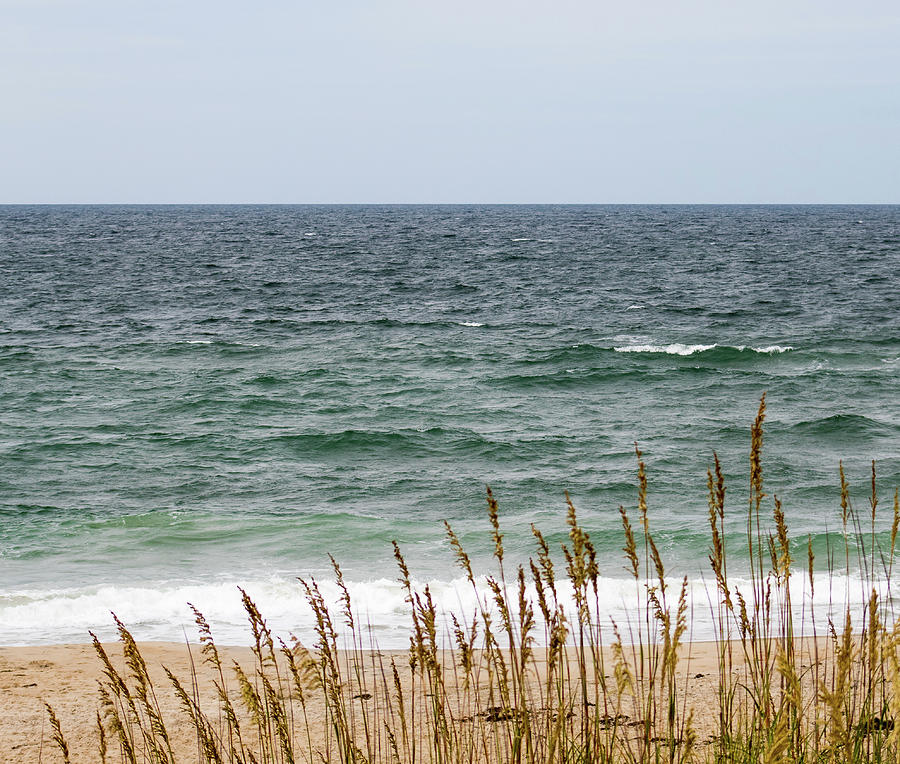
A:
[46, 396, 900, 763]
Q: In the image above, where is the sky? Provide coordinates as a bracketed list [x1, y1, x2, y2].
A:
[1, 0, 898, 203]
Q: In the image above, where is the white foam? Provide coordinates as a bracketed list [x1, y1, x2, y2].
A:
[184, 340, 213, 345]
[0, 572, 884, 648]
[625, 304, 644, 310]
[510, 238, 532, 242]
[613, 343, 793, 356]
[614, 343, 716, 355]
[458, 321, 484, 327]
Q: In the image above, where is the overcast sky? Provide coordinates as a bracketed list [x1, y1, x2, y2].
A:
[2, 0, 898, 203]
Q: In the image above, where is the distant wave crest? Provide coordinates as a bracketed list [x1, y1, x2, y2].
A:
[613, 343, 793, 356]
[790, 413, 895, 439]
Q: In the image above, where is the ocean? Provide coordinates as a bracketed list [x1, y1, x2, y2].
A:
[1, 204, 898, 645]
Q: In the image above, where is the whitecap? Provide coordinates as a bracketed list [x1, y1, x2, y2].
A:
[614, 343, 793, 356]
[613, 343, 716, 355]
[510, 238, 532, 242]
[755, 345, 793, 353]
[625, 304, 644, 310]
[458, 321, 483, 327]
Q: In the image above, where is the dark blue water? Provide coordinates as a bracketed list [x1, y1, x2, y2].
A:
[1, 205, 898, 643]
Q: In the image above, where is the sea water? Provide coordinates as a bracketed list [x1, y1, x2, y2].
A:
[0, 205, 898, 645]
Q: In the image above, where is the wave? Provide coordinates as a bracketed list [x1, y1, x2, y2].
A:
[614, 343, 716, 355]
[258, 427, 506, 459]
[159, 339, 265, 354]
[467, 339, 798, 373]
[495, 368, 657, 390]
[0, 571, 885, 647]
[248, 317, 489, 331]
[789, 413, 896, 439]
[613, 343, 794, 356]
[255, 427, 599, 463]
[755, 345, 794, 353]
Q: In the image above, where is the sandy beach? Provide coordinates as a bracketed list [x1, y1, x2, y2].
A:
[0, 637, 780, 763]
[1, 642, 252, 763]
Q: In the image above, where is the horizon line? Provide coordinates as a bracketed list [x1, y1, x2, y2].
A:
[1, 201, 898, 207]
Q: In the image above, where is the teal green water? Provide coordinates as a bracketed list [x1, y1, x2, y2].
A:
[0, 205, 898, 643]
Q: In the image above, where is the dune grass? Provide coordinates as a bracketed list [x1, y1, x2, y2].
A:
[45, 395, 900, 763]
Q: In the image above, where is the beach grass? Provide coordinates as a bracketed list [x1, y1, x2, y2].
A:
[44, 395, 900, 763]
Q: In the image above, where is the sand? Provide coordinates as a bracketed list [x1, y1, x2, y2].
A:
[0, 637, 767, 763]
[0, 642, 248, 762]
